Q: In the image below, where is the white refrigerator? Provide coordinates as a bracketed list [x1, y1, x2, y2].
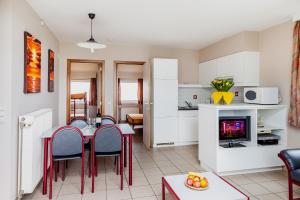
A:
[151, 58, 178, 146]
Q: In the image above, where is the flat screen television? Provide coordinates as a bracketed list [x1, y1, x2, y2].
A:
[219, 116, 251, 143]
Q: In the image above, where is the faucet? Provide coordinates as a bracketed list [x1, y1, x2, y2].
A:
[185, 101, 192, 108]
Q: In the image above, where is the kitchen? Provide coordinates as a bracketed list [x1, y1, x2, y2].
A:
[147, 50, 261, 148]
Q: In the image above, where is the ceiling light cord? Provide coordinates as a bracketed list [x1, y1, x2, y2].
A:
[90, 16, 93, 40]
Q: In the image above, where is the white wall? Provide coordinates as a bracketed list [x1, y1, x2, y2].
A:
[59, 43, 199, 125]
[0, 0, 13, 199]
[259, 21, 300, 147]
[0, 1, 60, 199]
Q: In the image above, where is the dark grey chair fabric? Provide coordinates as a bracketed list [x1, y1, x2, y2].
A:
[70, 119, 88, 129]
[52, 127, 83, 157]
[280, 149, 300, 171]
[94, 125, 122, 155]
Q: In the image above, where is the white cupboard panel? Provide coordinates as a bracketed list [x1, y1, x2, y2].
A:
[178, 116, 198, 142]
[198, 59, 218, 86]
[153, 79, 178, 117]
[242, 52, 259, 86]
[217, 53, 244, 83]
[153, 117, 178, 144]
[152, 58, 178, 80]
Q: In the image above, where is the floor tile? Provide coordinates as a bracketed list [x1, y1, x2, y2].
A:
[241, 183, 271, 196]
[82, 191, 106, 200]
[259, 181, 287, 193]
[130, 185, 155, 199]
[106, 188, 131, 200]
[254, 193, 282, 200]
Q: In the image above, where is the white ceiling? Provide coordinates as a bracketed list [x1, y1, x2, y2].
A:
[26, 0, 300, 50]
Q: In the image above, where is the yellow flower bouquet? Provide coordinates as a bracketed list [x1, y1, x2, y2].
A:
[210, 78, 235, 105]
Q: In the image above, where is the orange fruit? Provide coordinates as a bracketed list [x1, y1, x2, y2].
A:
[200, 179, 208, 188]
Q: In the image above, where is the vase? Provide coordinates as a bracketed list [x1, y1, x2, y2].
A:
[211, 92, 234, 105]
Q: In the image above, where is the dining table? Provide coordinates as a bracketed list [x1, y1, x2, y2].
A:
[41, 123, 135, 195]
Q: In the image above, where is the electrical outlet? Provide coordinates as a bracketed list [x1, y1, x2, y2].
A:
[193, 95, 197, 99]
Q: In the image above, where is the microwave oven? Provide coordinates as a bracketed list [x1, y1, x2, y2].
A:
[244, 87, 279, 105]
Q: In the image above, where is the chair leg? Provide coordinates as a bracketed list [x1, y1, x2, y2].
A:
[288, 178, 293, 200]
[88, 151, 91, 178]
[120, 154, 123, 190]
[54, 161, 58, 182]
[49, 158, 53, 199]
[81, 157, 84, 194]
[92, 153, 95, 193]
[116, 156, 119, 175]
[62, 161, 66, 181]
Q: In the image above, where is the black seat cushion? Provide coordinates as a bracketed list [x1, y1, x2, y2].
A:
[53, 153, 82, 161]
[280, 149, 300, 170]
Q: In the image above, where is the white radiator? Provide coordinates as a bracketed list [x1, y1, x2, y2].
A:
[18, 109, 52, 195]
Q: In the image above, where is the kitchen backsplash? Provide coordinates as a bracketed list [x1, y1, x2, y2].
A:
[178, 87, 244, 106]
[178, 88, 211, 106]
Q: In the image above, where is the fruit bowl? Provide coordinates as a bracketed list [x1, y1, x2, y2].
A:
[185, 172, 209, 191]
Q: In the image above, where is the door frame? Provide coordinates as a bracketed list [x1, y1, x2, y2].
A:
[66, 59, 105, 124]
[113, 60, 146, 121]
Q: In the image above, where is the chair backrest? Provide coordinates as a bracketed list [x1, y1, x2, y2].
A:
[70, 119, 88, 129]
[70, 117, 88, 129]
[101, 115, 116, 125]
[279, 149, 300, 171]
[93, 125, 122, 153]
[51, 126, 84, 156]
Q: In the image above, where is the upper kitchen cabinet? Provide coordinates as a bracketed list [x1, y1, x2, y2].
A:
[198, 59, 218, 86]
[198, 51, 260, 87]
[152, 58, 178, 80]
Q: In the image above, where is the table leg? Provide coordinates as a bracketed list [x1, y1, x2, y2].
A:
[162, 178, 165, 200]
[42, 138, 48, 195]
[129, 135, 132, 185]
[124, 137, 127, 168]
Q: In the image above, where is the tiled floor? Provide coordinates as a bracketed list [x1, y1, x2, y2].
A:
[23, 135, 298, 200]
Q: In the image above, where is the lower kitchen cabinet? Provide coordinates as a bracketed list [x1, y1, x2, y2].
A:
[178, 110, 198, 144]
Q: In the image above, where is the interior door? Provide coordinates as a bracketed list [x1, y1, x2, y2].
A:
[143, 63, 151, 149]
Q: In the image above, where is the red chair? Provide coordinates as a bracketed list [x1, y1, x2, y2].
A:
[92, 125, 124, 192]
[278, 149, 300, 200]
[49, 126, 85, 199]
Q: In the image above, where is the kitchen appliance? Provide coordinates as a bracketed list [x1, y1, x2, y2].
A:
[244, 87, 279, 105]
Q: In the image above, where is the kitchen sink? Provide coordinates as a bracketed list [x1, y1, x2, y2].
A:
[178, 106, 198, 110]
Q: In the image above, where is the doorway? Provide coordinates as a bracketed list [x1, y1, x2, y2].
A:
[66, 59, 105, 124]
[114, 61, 145, 138]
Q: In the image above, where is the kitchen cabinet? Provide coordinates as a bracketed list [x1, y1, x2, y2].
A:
[198, 59, 218, 87]
[151, 58, 178, 147]
[178, 110, 198, 144]
[198, 51, 259, 87]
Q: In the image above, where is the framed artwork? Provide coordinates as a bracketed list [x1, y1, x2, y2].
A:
[24, 31, 41, 93]
[48, 49, 54, 92]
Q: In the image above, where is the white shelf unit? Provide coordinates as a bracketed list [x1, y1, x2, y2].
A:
[198, 104, 287, 175]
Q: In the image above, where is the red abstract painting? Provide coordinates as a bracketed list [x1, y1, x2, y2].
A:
[24, 31, 41, 93]
[48, 49, 54, 92]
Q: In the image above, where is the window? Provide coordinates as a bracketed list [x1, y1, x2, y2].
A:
[71, 80, 90, 102]
[120, 80, 138, 103]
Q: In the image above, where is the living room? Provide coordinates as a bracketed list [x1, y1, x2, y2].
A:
[1, 0, 300, 200]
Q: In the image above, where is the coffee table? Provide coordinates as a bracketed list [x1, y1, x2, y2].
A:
[162, 172, 249, 200]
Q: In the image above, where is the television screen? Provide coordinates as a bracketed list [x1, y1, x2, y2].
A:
[219, 116, 250, 141]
